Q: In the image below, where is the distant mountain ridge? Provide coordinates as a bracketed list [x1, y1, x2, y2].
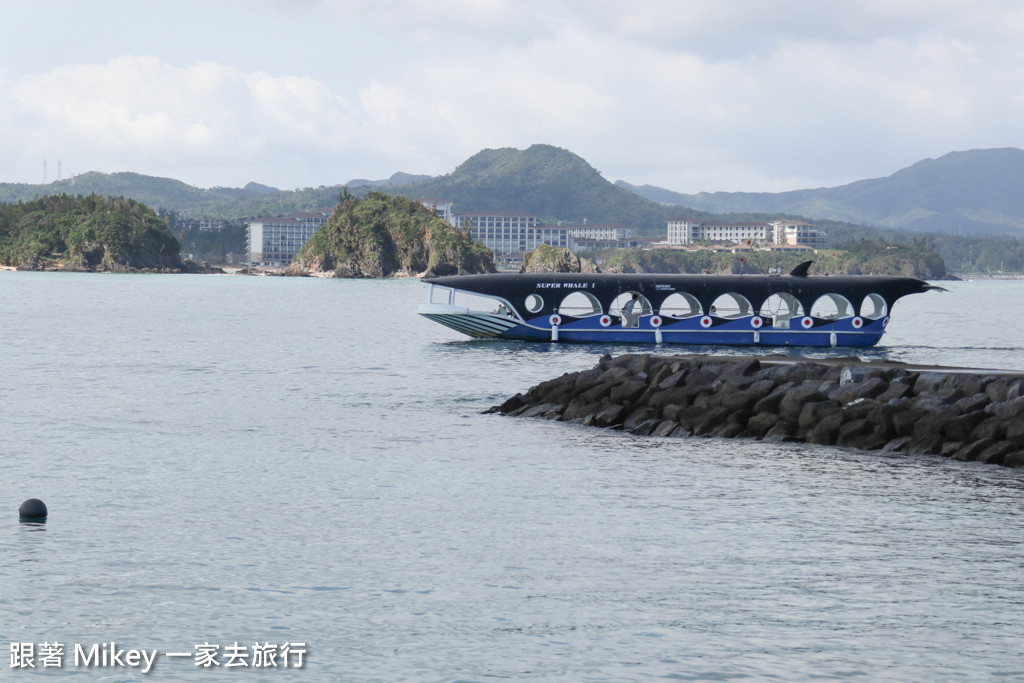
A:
[617, 148, 1024, 236]
[1, 146, 1022, 238]
[0, 171, 346, 220]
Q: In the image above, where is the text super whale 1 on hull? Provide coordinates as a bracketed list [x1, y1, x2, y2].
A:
[418, 261, 944, 347]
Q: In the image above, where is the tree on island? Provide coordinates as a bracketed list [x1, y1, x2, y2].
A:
[0, 194, 201, 272]
[288, 192, 495, 277]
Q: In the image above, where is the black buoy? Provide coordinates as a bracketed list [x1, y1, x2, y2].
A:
[19, 498, 47, 521]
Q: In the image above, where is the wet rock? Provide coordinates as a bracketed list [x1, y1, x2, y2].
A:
[912, 372, 948, 396]
[562, 398, 604, 423]
[878, 381, 912, 402]
[804, 412, 846, 445]
[628, 418, 663, 436]
[764, 420, 798, 442]
[746, 412, 781, 438]
[519, 402, 565, 418]
[592, 403, 628, 428]
[778, 383, 826, 422]
[991, 396, 1024, 420]
[757, 385, 794, 417]
[837, 377, 890, 404]
[610, 380, 648, 406]
[942, 411, 989, 442]
[972, 417, 1007, 442]
[1004, 421, 1024, 442]
[692, 406, 735, 436]
[797, 401, 841, 435]
[978, 442, 1018, 466]
[952, 439, 995, 461]
[721, 378, 777, 413]
[652, 420, 680, 437]
[488, 392, 527, 414]
[623, 407, 658, 432]
[953, 392, 991, 414]
[1003, 451, 1024, 468]
[903, 433, 945, 456]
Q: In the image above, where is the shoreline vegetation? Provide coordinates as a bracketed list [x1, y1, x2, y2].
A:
[0, 191, 1012, 280]
[0, 195, 220, 273]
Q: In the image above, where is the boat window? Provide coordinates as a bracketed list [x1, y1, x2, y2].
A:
[760, 293, 804, 328]
[558, 291, 602, 318]
[860, 293, 888, 319]
[709, 293, 753, 318]
[525, 293, 544, 314]
[428, 285, 454, 305]
[610, 291, 652, 316]
[810, 293, 854, 320]
[659, 292, 702, 318]
[451, 290, 508, 314]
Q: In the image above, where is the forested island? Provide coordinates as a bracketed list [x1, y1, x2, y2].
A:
[284, 192, 494, 277]
[0, 195, 214, 272]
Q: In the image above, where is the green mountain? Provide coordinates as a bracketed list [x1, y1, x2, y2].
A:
[617, 148, 1024, 236]
[395, 145, 685, 231]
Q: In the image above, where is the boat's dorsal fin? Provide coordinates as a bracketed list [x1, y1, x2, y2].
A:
[789, 260, 813, 277]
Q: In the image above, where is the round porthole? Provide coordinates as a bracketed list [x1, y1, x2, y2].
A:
[525, 294, 544, 313]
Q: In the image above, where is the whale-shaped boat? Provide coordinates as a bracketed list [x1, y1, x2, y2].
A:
[418, 261, 944, 347]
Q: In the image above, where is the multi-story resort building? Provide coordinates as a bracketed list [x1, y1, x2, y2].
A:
[666, 218, 772, 245]
[566, 223, 634, 241]
[455, 212, 571, 255]
[246, 212, 331, 266]
[667, 217, 825, 249]
[770, 220, 826, 249]
[563, 223, 639, 252]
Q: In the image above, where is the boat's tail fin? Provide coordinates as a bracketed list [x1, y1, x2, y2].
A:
[789, 261, 813, 277]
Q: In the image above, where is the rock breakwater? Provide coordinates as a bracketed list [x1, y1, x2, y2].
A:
[487, 354, 1024, 468]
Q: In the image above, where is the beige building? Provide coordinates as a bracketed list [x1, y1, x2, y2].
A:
[770, 220, 826, 248]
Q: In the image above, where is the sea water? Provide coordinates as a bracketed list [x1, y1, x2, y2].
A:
[1, 272, 1023, 681]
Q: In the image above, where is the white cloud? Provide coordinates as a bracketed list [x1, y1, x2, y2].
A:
[1, 0, 1023, 192]
[2, 57, 368, 187]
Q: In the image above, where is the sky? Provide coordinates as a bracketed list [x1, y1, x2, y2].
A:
[1, 0, 1022, 193]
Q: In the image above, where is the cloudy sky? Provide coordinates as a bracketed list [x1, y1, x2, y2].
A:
[1, 0, 1022, 193]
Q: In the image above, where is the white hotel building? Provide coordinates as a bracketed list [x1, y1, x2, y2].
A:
[246, 212, 330, 266]
[667, 218, 772, 245]
[667, 217, 824, 249]
[454, 212, 571, 255]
